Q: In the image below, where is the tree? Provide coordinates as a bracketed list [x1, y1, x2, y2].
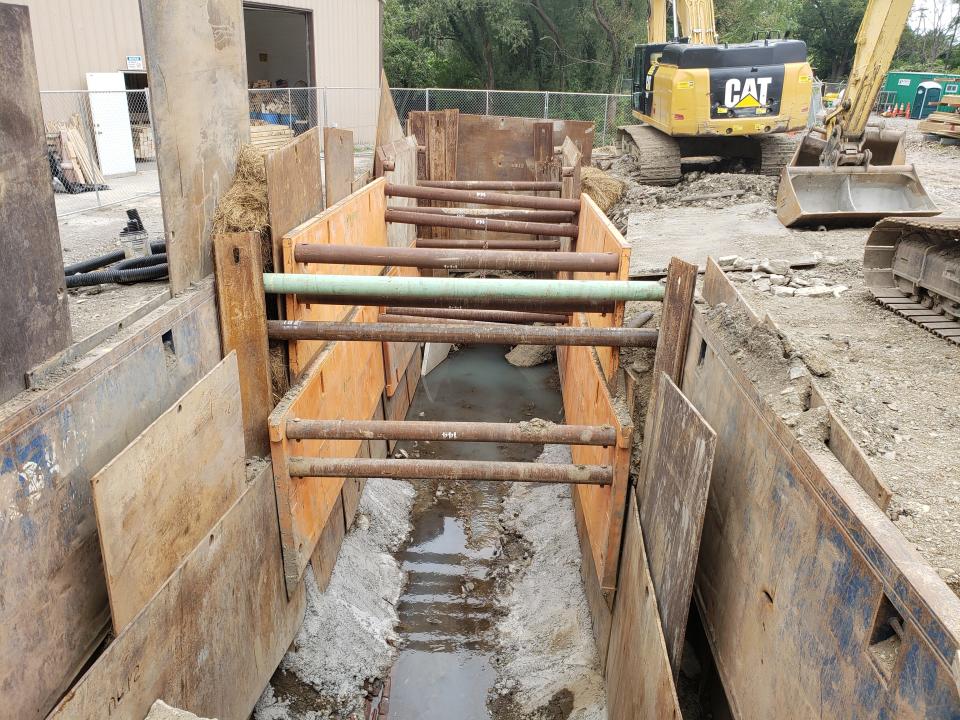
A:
[794, 0, 868, 80]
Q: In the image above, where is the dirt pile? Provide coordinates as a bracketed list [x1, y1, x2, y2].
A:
[254, 478, 415, 719]
[489, 444, 606, 720]
[604, 153, 778, 233]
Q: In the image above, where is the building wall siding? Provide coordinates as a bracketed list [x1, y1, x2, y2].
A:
[20, 0, 381, 92]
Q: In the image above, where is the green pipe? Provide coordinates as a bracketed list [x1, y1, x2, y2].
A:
[262, 273, 665, 303]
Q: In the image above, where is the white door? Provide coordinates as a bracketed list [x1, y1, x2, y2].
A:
[86, 72, 137, 177]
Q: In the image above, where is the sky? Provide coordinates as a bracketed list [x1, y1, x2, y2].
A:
[908, 0, 959, 31]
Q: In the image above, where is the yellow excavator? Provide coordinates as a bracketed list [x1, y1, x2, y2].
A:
[778, 0, 940, 226]
[619, 0, 814, 184]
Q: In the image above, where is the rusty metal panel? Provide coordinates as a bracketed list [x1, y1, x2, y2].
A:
[681, 307, 960, 718]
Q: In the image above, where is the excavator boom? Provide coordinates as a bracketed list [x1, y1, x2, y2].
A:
[777, 0, 940, 227]
[647, 0, 717, 45]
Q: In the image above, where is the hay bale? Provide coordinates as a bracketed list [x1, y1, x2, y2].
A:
[213, 144, 272, 266]
[581, 166, 624, 212]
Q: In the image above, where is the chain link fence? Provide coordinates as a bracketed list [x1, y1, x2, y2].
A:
[40, 86, 631, 218]
[41, 90, 158, 217]
[391, 88, 634, 146]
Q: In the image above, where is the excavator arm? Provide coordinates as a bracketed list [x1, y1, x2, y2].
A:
[820, 0, 914, 165]
[647, 0, 717, 45]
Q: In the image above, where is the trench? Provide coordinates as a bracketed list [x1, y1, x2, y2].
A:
[386, 344, 564, 719]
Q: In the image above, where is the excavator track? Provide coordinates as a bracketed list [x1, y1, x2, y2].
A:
[864, 217, 960, 345]
[618, 125, 682, 186]
[757, 134, 798, 176]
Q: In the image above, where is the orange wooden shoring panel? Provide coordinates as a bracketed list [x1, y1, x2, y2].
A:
[570, 195, 631, 379]
[382, 264, 420, 397]
[558, 342, 633, 600]
[268, 304, 386, 592]
[282, 178, 389, 376]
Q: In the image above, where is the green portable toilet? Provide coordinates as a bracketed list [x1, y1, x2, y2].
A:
[913, 81, 943, 119]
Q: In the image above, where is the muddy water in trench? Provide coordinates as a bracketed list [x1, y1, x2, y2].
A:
[387, 345, 563, 719]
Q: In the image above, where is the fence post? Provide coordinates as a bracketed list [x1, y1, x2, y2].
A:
[544, 91, 550, 119]
[602, 95, 609, 145]
[486, 89, 491, 116]
[87, 92, 102, 208]
[322, 87, 329, 130]
[287, 88, 293, 130]
[425, 88, 431, 112]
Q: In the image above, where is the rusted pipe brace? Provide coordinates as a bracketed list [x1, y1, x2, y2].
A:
[399, 207, 575, 223]
[416, 237, 562, 251]
[385, 183, 581, 212]
[267, 320, 659, 347]
[417, 180, 564, 192]
[384, 307, 570, 324]
[286, 457, 613, 485]
[286, 419, 617, 446]
[293, 244, 619, 273]
[386, 209, 579, 239]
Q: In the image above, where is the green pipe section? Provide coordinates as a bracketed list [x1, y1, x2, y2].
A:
[262, 273, 665, 302]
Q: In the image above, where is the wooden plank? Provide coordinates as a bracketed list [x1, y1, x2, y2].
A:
[382, 265, 421, 397]
[606, 492, 683, 720]
[653, 257, 698, 386]
[375, 70, 405, 149]
[310, 493, 346, 592]
[636, 372, 717, 673]
[0, 286, 221, 720]
[681, 309, 960, 718]
[558, 343, 633, 601]
[48, 465, 306, 720]
[282, 178, 390, 376]
[213, 233, 272, 455]
[141, 0, 248, 293]
[380, 136, 419, 248]
[570, 195, 630, 379]
[268, 305, 386, 591]
[454, 114, 595, 181]
[91, 354, 245, 632]
[263, 127, 323, 273]
[0, 4, 71, 404]
[560, 136, 583, 202]
[324, 127, 355, 207]
[572, 485, 613, 672]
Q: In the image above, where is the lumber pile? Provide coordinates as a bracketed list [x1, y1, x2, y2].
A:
[132, 124, 155, 160]
[919, 95, 960, 140]
[250, 122, 294, 151]
[46, 115, 106, 185]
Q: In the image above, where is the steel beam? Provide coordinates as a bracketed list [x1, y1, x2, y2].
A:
[418, 180, 563, 192]
[293, 244, 619, 273]
[402, 207, 575, 223]
[385, 183, 581, 212]
[287, 457, 613, 485]
[384, 307, 569, 324]
[267, 320, 659, 347]
[386, 209, 579, 238]
[416, 237, 562, 251]
[286, 419, 617, 446]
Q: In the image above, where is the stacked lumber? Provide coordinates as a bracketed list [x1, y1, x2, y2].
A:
[132, 125, 155, 160]
[250, 122, 294, 151]
[919, 95, 960, 140]
[46, 115, 106, 184]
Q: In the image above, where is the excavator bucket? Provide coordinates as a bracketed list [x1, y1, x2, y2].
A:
[863, 217, 960, 345]
[777, 129, 940, 228]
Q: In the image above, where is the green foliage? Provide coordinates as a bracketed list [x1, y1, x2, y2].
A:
[382, 0, 960, 90]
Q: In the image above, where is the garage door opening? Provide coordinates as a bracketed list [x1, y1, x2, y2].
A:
[243, 5, 313, 89]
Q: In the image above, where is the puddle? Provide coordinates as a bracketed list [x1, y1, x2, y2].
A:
[387, 345, 563, 719]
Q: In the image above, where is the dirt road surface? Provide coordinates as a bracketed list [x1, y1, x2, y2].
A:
[608, 117, 960, 597]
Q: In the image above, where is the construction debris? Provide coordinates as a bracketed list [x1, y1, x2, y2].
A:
[919, 95, 960, 141]
[212, 145, 269, 240]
